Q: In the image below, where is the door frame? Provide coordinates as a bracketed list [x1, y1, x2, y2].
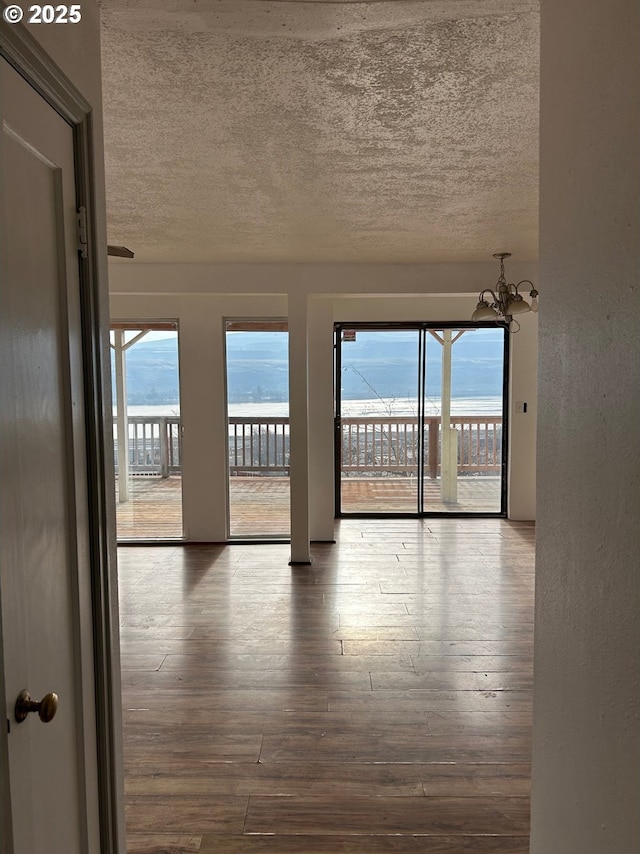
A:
[0, 19, 123, 853]
[110, 318, 185, 543]
[334, 321, 510, 518]
[223, 317, 291, 542]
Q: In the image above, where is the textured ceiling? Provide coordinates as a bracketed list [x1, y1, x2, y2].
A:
[100, 0, 539, 263]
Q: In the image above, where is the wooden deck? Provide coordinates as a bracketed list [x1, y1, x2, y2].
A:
[115, 476, 503, 540]
[342, 476, 501, 514]
[119, 517, 535, 852]
[115, 477, 184, 540]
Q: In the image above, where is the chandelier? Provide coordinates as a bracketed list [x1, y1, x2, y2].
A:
[472, 252, 538, 332]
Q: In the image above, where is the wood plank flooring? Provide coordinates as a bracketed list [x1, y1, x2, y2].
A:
[119, 518, 534, 852]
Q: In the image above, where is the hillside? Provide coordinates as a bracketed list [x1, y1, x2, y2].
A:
[112, 329, 505, 405]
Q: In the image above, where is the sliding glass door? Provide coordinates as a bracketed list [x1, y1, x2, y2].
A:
[336, 323, 507, 515]
[337, 328, 420, 513]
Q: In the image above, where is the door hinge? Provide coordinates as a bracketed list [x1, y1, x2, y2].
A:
[77, 206, 88, 259]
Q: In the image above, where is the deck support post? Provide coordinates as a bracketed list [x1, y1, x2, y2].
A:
[440, 330, 457, 504]
[159, 417, 169, 477]
[113, 329, 130, 503]
[287, 291, 311, 564]
[111, 328, 151, 504]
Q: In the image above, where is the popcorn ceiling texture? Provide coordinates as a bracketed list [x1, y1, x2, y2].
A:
[101, 0, 539, 263]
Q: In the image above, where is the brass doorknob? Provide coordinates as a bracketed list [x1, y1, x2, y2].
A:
[14, 690, 59, 724]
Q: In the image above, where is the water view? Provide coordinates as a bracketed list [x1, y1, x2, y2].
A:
[118, 396, 503, 420]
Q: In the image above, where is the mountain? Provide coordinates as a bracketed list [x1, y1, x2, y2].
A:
[111, 337, 180, 405]
[226, 331, 289, 402]
[340, 329, 505, 399]
[112, 329, 505, 405]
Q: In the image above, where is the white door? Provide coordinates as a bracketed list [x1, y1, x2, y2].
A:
[0, 58, 101, 851]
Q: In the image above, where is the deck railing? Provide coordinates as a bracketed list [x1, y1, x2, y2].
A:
[113, 416, 181, 476]
[451, 416, 502, 474]
[340, 416, 502, 476]
[228, 416, 290, 474]
[114, 414, 502, 478]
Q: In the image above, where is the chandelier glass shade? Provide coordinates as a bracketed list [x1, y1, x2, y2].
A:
[472, 253, 538, 332]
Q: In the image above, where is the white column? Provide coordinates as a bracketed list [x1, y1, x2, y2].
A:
[113, 329, 129, 503]
[179, 304, 228, 541]
[307, 298, 335, 541]
[287, 291, 311, 564]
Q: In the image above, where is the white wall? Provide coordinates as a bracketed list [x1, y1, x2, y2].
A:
[531, 0, 640, 850]
[108, 258, 537, 297]
[507, 311, 537, 521]
[110, 262, 539, 542]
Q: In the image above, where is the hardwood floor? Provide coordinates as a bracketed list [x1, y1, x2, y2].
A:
[119, 518, 534, 852]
